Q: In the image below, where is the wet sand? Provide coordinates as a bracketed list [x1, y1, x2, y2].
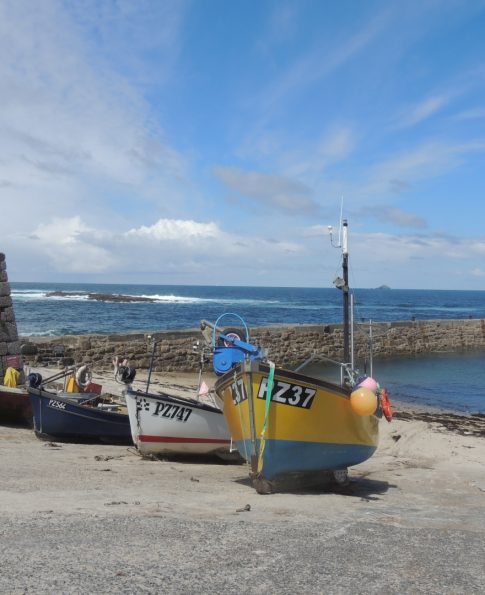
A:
[1, 368, 484, 594]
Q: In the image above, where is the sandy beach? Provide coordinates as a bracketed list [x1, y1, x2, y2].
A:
[1, 367, 484, 594]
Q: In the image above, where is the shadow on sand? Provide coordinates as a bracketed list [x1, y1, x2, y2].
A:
[135, 451, 245, 466]
[234, 473, 395, 499]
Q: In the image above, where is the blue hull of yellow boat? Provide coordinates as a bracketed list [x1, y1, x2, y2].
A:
[236, 438, 376, 479]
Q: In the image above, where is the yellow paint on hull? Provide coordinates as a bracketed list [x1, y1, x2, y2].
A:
[217, 365, 379, 449]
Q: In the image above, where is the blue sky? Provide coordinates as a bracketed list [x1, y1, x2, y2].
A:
[1, 0, 485, 289]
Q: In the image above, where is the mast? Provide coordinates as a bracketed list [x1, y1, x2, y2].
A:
[342, 219, 350, 363]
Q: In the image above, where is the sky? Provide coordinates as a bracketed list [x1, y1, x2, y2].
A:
[1, 0, 485, 290]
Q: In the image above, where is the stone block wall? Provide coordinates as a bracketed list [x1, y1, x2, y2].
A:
[0, 253, 21, 379]
[18, 318, 485, 374]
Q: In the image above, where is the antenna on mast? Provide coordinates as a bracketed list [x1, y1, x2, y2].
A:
[328, 197, 345, 250]
[338, 196, 343, 247]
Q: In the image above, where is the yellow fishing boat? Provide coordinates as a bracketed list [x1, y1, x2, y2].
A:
[203, 219, 392, 493]
[214, 359, 384, 493]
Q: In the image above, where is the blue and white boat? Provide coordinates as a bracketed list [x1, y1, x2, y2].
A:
[28, 387, 132, 444]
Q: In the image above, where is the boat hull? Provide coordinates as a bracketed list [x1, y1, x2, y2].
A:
[28, 388, 132, 444]
[215, 360, 379, 482]
[125, 389, 232, 456]
[0, 386, 32, 426]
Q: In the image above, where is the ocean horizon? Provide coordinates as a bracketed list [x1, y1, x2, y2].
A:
[10, 281, 485, 337]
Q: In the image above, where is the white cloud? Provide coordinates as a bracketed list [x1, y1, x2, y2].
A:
[257, 12, 387, 115]
[302, 225, 330, 238]
[366, 207, 427, 229]
[364, 140, 485, 197]
[397, 95, 451, 128]
[294, 139, 485, 215]
[121, 218, 302, 259]
[1, 1, 484, 291]
[257, 2, 298, 52]
[126, 219, 220, 242]
[25, 216, 116, 272]
[454, 107, 485, 121]
[282, 127, 357, 180]
[5, 214, 485, 289]
[0, 0, 188, 226]
[318, 128, 355, 161]
[236, 9, 389, 164]
[347, 232, 485, 267]
[67, 0, 187, 87]
[7, 216, 302, 282]
[298, 226, 485, 289]
[238, 125, 357, 185]
[213, 166, 319, 214]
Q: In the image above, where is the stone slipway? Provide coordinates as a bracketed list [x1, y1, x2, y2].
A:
[1, 375, 484, 594]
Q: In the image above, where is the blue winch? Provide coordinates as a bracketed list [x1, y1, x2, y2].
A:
[200, 313, 264, 375]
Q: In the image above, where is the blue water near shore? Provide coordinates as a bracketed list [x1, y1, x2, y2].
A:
[369, 352, 484, 415]
[9, 282, 485, 414]
[10, 282, 485, 335]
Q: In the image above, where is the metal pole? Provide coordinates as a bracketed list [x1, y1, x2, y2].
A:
[342, 219, 350, 364]
[369, 320, 373, 378]
[350, 293, 354, 369]
[146, 336, 157, 393]
[196, 343, 205, 399]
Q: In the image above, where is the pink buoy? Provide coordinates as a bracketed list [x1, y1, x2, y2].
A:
[358, 376, 378, 393]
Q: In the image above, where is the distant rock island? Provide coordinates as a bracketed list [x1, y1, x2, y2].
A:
[46, 291, 157, 303]
[375, 285, 391, 290]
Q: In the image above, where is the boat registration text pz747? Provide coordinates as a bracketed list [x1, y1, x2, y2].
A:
[136, 397, 193, 423]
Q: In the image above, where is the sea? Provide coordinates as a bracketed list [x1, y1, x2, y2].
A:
[9, 282, 485, 414]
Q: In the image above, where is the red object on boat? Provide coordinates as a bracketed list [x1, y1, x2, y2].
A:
[83, 382, 103, 394]
[0, 386, 32, 426]
[381, 388, 393, 422]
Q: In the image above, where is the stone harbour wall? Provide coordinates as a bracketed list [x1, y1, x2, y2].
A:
[18, 318, 485, 374]
[0, 253, 21, 379]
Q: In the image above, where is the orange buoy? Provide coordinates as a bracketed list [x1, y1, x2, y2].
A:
[380, 388, 393, 422]
[350, 386, 378, 416]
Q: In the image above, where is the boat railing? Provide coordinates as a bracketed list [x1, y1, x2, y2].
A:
[293, 353, 354, 387]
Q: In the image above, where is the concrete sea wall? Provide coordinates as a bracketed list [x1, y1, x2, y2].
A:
[18, 319, 485, 374]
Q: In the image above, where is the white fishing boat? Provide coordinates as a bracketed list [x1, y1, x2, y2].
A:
[125, 388, 232, 457]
